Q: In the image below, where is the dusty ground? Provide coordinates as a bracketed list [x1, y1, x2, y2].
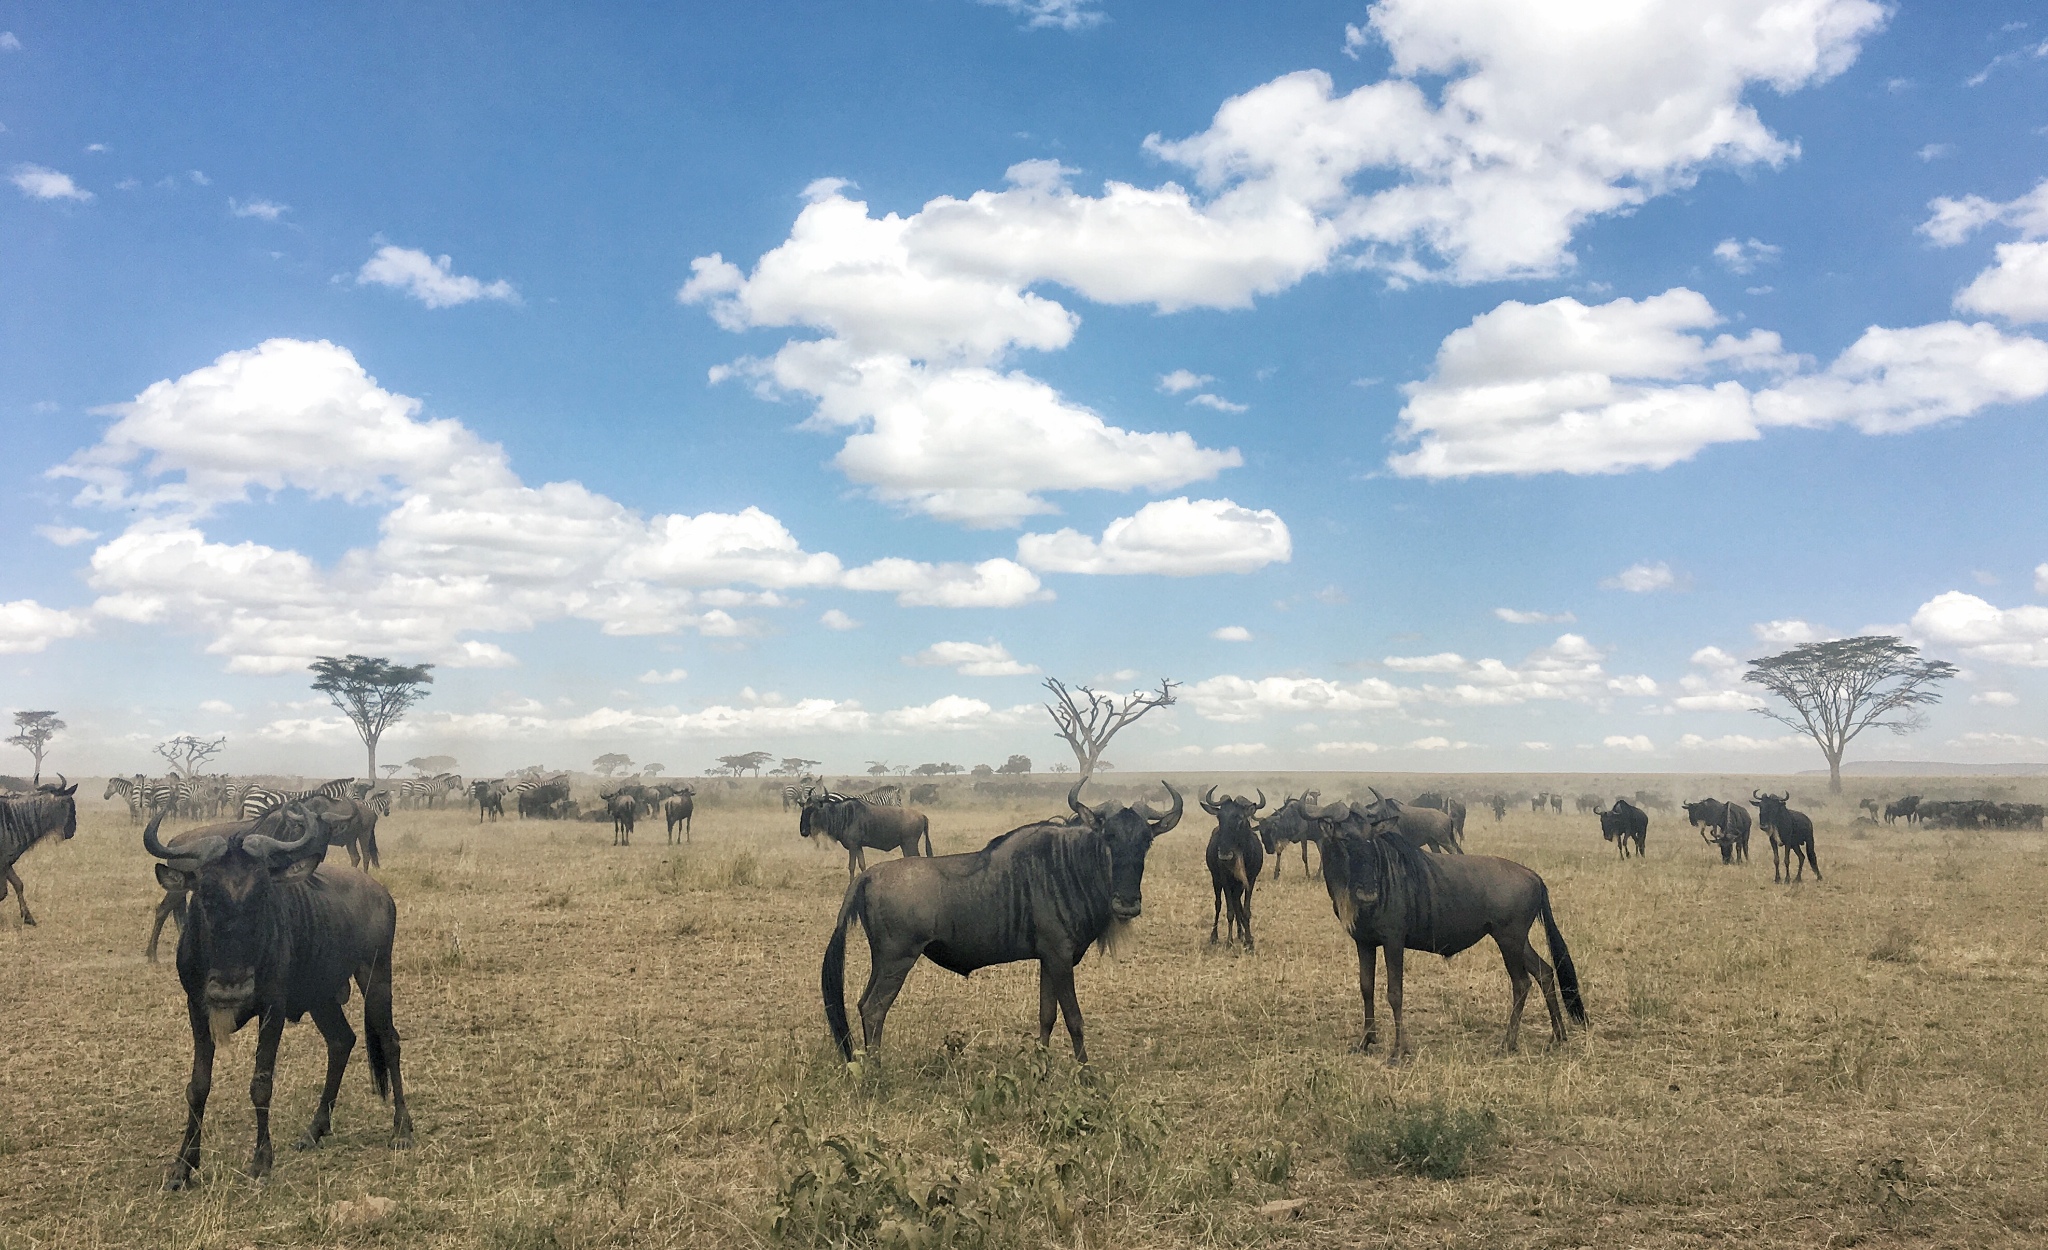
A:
[3, 774, 2045, 1249]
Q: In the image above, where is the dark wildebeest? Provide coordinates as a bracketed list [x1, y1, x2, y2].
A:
[304, 795, 381, 869]
[1413, 792, 1468, 842]
[664, 787, 695, 845]
[0, 777, 77, 925]
[1361, 788, 1462, 853]
[1256, 793, 1321, 878]
[821, 781, 1182, 1062]
[1303, 800, 1586, 1063]
[801, 792, 932, 878]
[1682, 798, 1749, 864]
[143, 807, 412, 1189]
[1752, 791, 1821, 883]
[518, 780, 571, 819]
[1575, 793, 1601, 815]
[1549, 793, 1564, 815]
[1489, 795, 1508, 822]
[1884, 795, 1920, 825]
[1596, 799, 1648, 859]
[1201, 787, 1266, 950]
[1530, 792, 1547, 814]
[473, 779, 506, 821]
[606, 792, 637, 846]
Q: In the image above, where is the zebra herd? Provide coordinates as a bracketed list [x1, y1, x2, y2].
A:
[103, 772, 466, 826]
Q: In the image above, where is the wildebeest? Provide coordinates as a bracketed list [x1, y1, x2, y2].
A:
[800, 792, 932, 877]
[1360, 788, 1461, 853]
[143, 807, 412, 1188]
[304, 795, 382, 869]
[1884, 795, 1920, 825]
[1488, 795, 1507, 822]
[1413, 791, 1467, 841]
[1596, 799, 1648, 858]
[1549, 793, 1564, 815]
[1302, 800, 1585, 1062]
[1256, 792, 1321, 877]
[606, 792, 637, 846]
[1200, 787, 1266, 949]
[664, 787, 695, 844]
[820, 781, 1182, 1062]
[1752, 791, 1821, 883]
[1682, 798, 1750, 864]
[1530, 793, 1548, 814]
[0, 777, 77, 926]
[472, 779, 506, 821]
[1574, 793, 1601, 815]
[518, 779, 572, 819]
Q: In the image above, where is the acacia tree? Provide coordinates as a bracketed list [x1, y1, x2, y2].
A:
[155, 733, 227, 778]
[1744, 635, 1957, 794]
[8, 711, 64, 783]
[774, 756, 823, 776]
[643, 763, 665, 777]
[309, 654, 434, 780]
[592, 753, 634, 777]
[405, 754, 457, 775]
[996, 754, 1031, 775]
[716, 750, 774, 778]
[1043, 677, 1177, 778]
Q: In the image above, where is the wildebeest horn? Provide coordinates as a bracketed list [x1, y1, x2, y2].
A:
[1147, 781, 1183, 833]
[37, 772, 69, 794]
[1368, 786, 1385, 803]
[1303, 799, 1348, 822]
[1252, 788, 1266, 812]
[142, 811, 224, 869]
[1066, 779, 1092, 819]
[1753, 789, 1764, 800]
[1200, 785, 1221, 814]
[243, 822, 321, 861]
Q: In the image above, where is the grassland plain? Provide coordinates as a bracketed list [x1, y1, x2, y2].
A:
[3, 773, 2046, 1250]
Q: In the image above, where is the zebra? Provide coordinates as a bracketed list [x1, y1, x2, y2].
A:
[103, 775, 148, 824]
[240, 777, 353, 820]
[366, 790, 394, 817]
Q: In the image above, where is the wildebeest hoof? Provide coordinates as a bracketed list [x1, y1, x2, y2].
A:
[247, 1151, 272, 1180]
[163, 1163, 195, 1191]
[391, 1132, 414, 1151]
[294, 1130, 324, 1151]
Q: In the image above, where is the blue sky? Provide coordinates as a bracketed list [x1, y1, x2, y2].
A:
[3, 1, 2046, 779]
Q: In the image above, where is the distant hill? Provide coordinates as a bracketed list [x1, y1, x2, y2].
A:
[1797, 761, 2048, 777]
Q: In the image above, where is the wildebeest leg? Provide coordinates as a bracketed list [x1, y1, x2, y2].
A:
[1352, 938, 1378, 1052]
[1384, 943, 1410, 1065]
[1044, 959, 1087, 1062]
[1522, 936, 1568, 1045]
[856, 947, 920, 1055]
[1208, 876, 1223, 944]
[297, 999, 355, 1150]
[362, 961, 413, 1147]
[146, 888, 185, 961]
[5, 866, 32, 925]
[247, 1008, 287, 1179]
[165, 1000, 215, 1190]
[1240, 879, 1256, 952]
[1496, 932, 1533, 1053]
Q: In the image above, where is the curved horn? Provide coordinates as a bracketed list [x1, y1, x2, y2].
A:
[1200, 785, 1221, 814]
[243, 821, 321, 861]
[1302, 799, 1349, 823]
[1252, 788, 1266, 812]
[1066, 779, 1091, 819]
[1148, 781, 1183, 833]
[1753, 789, 1764, 801]
[1368, 786, 1385, 805]
[140, 810, 175, 859]
[143, 811, 225, 868]
[37, 772, 68, 794]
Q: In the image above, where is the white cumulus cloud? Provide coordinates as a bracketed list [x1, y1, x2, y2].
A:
[1603, 734, 1656, 752]
[11, 164, 92, 202]
[905, 640, 1039, 677]
[820, 608, 861, 631]
[229, 198, 288, 221]
[1971, 690, 2019, 706]
[34, 524, 97, 547]
[1911, 590, 2048, 667]
[1713, 237, 1781, 274]
[1158, 370, 1212, 394]
[1753, 618, 1826, 644]
[1017, 497, 1290, 576]
[0, 600, 92, 653]
[358, 245, 519, 308]
[638, 668, 689, 684]
[1604, 561, 1677, 593]
[1676, 732, 1802, 751]
[1211, 625, 1253, 642]
[1495, 607, 1575, 624]
[978, 0, 1104, 32]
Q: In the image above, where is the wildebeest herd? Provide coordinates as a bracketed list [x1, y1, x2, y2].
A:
[0, 766, 2029, 1195]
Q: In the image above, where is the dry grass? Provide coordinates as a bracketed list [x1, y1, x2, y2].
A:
[4, 774, 2048, 1248]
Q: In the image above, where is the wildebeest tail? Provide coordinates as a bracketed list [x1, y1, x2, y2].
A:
[821, 873, 869, 1061]
[363, 814, 382, 869]
[1539, 888, 1587, 1023]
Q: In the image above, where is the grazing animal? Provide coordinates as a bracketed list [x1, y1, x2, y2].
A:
[143, 807, 412, 1189]
[606, 792, 637, 846]
[1413, 792, 1467, 841]
[820, 781, 1183, 1062]
[1884, 795, 1920, 825]
[1489, 795, 1507, 822]
[517, 779, 572, 819]
[1361, 788, 1462, 853]
[1304, 801, 1585, 1062]
[664, 788, 696, 844]
[241, 778, 352, 820]
[105, 775, 148, 824]
[303, 796, 382, 869]
[1256, 793, 1321, 877]
[1201, 787, 1266, 949]
[1575, 794, 1601, 815]
[1550, 793, 1564, 815]
[801, 792, 932, 877]
[0, 777, 78, 926]
[1530, 793, 1547, 814]
[1595, 799, 1649, 859]
[471, 778, 506, 821]
[1751, 791, 1821, 883]
[1683, 798, 1750, 864]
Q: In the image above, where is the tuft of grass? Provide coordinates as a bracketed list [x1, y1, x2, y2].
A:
[536, 888, 573, 910]
[1869, 923, 1918, 964]
[1345, 1099, 1499, 1180]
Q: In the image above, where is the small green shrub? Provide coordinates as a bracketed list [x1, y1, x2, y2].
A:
[1345, 1100, 1498, 1180]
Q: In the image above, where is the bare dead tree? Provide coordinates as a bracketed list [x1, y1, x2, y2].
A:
[1042, 677, 1177, 778]
[155, 733, 227, 779]
[1745, 636, 1957, 794]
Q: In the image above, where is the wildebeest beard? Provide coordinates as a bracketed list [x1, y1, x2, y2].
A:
[1094, 916, 1134, 960]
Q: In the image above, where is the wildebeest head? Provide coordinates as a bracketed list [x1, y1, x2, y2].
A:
[1069, 780, 1182, 921]
[1751, 790, 1790, 827]
[144, 806, 331, 1039]
[1256, 792, 1316, 854]
[33, 774, 78, 841]
[1682, 799, 1721, 829]
[1200, 785, 1265, 837]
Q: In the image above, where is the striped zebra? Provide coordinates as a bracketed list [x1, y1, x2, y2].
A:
[240, 777, 353, 820]
[142, 777, 190, 818]
[367, 790, 393, 816]
[103, 775, 148, 823]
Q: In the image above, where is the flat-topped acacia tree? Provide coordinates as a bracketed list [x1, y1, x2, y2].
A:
[1744, 635, 1956, 794]
[310, 654, 435, 781]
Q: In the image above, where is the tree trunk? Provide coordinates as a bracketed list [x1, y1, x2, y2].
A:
[1825, 748, 1842, 795]
[365, 734, 379, 783]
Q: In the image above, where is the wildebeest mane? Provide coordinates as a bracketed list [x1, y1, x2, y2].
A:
[0, 792, 75, 863]
[1324, 823, 1441, 948]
